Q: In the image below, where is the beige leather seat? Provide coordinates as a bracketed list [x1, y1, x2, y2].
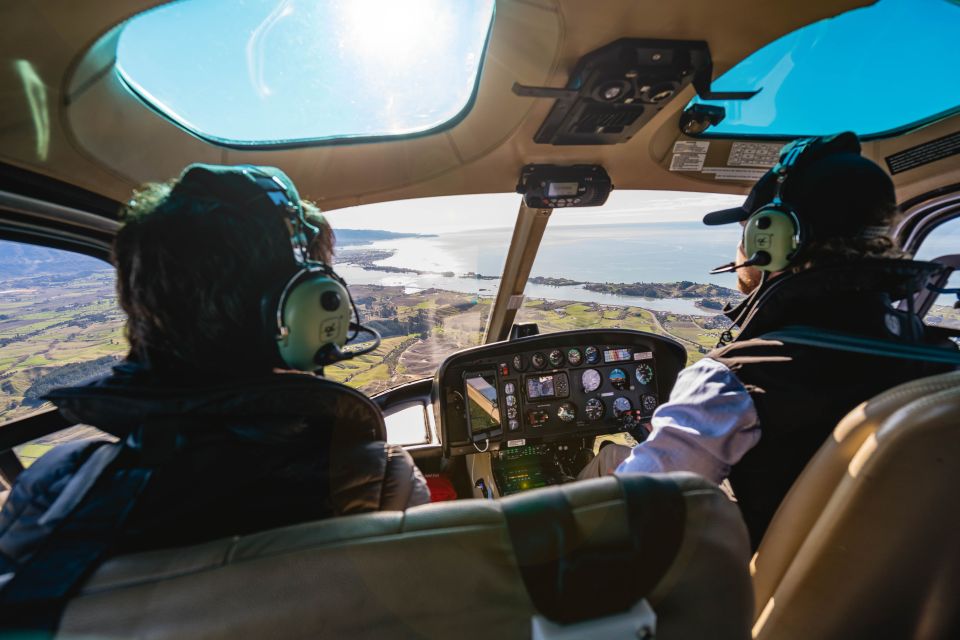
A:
[58, 474, 753, 640]
[752, 375, 960, 639]
[751, 370, 960, 614]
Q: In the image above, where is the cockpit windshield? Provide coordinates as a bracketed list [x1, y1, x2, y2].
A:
[324, 191, 743, 394]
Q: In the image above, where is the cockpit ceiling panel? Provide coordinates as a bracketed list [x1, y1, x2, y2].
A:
[0, 0, 903, 207]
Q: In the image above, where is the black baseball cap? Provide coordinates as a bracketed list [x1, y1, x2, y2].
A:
[703, 132, 897, 238]
[171, 163, 302, 212]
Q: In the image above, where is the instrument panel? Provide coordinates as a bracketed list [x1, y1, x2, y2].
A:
[435, 329, 687, 456]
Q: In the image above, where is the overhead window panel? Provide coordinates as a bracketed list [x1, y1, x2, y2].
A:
[688, 0, 960, 138]
[116, 0, 495, 146]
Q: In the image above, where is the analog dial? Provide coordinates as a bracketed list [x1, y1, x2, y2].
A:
[548, 349, 565, 367]
[557, 402, 576, 423]
[566, 348, 583, 366]
[584, 346, 600, 364]
[584, 398, 605, 421]
[531, 352, 546, 369]
[635, 364, 654, 385]
[642, 394, 658, 414]
[609, 368, 628, 390]
[512, 354, 526, 371]
[613, 396, 632, 418]
[504, 382, 516, 395]
[581, 368, 602, 393]
[505, 395, 516, 407]
[507, 407, 518, 420]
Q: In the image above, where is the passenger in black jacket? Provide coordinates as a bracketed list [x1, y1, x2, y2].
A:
[0, 164, 429, 577]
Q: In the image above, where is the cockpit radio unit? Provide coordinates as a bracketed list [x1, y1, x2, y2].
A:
[517, 164, 613, 208]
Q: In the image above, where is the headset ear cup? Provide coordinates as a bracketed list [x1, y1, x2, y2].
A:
[743, 207, 802, 272]
[276, 269, 352, 371]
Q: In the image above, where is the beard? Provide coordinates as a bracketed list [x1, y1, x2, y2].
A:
[735, 243, 764, 294]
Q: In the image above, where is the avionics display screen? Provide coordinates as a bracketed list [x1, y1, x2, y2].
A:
[603, 348, 632, 363]
[546, 181, 579, 197]
[465, 372, 500, 436]
[526, 375, 556, 399]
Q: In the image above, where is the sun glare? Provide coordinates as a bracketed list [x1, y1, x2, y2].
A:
[338, 0, 454, 66]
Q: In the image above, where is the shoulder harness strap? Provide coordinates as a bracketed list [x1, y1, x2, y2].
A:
[758, 325, 960, 365]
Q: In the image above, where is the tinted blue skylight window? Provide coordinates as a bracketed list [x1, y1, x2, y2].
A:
[690, 0, 960, 138]
[116, 0, 495, 146]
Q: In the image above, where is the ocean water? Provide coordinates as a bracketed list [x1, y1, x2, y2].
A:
[340, 222, 744, 315]
[364, 221, 743, 287]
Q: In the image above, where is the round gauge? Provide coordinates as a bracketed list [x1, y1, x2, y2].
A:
[557, 402, 576, 423]
[507, 407, 518, 420]
[613, 396, 633, 418]
[512, 354, 526, 372]
[566, 348, 583, 366]
[504, 382, 515, 395]
[585, 398, 605, 421]
[584, 346, 600, 364]
[635, 363, 654, 385]
[548, 349, 565, 367]
[609, 368, 628, 390]
[642, 394, 658, 414]
[531, 352, 546, 369]
[505, 395, 516, 407]
[581, 368, 602, 393]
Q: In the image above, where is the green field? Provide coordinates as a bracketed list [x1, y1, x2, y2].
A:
[1, 270, 736, 475]
[0, 270, 128, 425]
[0, 266, 736, 429]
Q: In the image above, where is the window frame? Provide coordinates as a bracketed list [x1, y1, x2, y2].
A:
[0, 189, 118, 485]
[896, 184, 960, 318]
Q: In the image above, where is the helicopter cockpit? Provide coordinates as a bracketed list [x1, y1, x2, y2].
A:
[2, 0, 960, 638]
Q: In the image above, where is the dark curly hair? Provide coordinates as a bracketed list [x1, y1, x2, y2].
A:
[113, 181, 324, 376]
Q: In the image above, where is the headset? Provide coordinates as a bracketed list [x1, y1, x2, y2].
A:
[739, 137, 815, 273]
[237, 166, 381, 372]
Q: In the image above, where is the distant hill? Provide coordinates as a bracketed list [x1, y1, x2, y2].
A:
[0, 241, 109, 277]
[334, 228, 435, 246]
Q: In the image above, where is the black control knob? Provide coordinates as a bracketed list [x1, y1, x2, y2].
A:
[321, 290, 342, 311]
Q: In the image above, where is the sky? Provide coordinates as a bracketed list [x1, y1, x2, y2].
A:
[322, 190, 745, 233]
[696, 0, 959, 137]
[116, 0, 959, 144]
[117, 0, 494, 144]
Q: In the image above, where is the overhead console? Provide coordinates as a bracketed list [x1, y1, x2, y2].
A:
[435, 329, 686, 457]
[511, 38, 757, 145]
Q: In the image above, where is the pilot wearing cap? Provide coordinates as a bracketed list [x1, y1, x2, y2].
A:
[580, 132, 953, 547]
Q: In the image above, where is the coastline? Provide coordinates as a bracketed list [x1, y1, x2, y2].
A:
[338, 247, 744, 313]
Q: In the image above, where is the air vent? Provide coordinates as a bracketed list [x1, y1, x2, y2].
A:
[574, 107, 645, 135]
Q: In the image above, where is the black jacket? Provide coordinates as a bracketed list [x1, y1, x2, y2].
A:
[708, 259, 954, 547]
[0, 363, 430, 574]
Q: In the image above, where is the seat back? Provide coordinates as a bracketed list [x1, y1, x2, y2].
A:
[753, 383, 960, 639]
[751, 370, 960, 612]
[57, 474, 753, 640]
